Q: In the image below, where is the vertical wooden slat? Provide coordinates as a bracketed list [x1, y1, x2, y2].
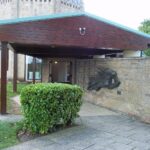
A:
[13, 51, 18, 93]
[32, 57, 36, 84]
[0, 42, 8, 114]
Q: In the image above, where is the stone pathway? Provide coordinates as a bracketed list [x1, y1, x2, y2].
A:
[0, 96, 22, 122]
[0, 114, 22, 122]
[11, 95, 21, 106]
[4, 102, 150, 150]
[10, 95, 21, 114]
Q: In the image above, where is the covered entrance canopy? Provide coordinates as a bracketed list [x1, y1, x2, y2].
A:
[0, 12, 150, 114]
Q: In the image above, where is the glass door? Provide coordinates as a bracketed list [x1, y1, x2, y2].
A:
[49, 60, 72, 83]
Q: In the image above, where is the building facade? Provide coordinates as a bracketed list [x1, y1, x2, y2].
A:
[0, 0, 84, 81]
[1, 10, 150, 122]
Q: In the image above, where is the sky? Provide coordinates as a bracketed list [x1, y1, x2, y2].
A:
[84, 0, 150, 30]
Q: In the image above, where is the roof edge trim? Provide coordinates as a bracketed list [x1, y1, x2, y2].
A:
[0, 12, 84, 25]
[84, 12, 150, 39]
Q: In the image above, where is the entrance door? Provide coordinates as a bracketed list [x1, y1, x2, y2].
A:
[49, 60, 72, 83]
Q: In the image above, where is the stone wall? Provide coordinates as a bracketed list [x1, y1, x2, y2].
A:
[0, 0, 14, 19]
[18, 0, 54, 18]
[42, 58, 50, 83]
[1, 50, 25, 81]
[0, 0, 84, 20]
[55, 0, 84, 13]
[76, 58, 150, 123]
[17, 54, 25, 81]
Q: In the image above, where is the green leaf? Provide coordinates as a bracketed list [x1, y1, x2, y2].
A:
[20, 83, 83, 134]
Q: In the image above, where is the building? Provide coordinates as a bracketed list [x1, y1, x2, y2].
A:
[0, 11, 150, 122]
[0, 0, 84, 81]
[1, 1, 150, 123]
[0, 12, 150, 85]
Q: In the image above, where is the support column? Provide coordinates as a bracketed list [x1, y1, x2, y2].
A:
[32, 57, 36, 84]
[41, 58, 43, 83]
[13, 51, 18, 93]
[0, 42, 8, 114]
[73, 60, 77, 84]
[70, 61, 73, 84]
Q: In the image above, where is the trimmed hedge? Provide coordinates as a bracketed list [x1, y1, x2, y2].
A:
[20, 83, 83, 134]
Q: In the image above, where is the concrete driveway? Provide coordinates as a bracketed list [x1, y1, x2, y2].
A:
[5, 102, 150, 150]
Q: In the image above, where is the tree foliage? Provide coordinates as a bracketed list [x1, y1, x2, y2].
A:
[139, 19, 150, 34]
[144, 48, 150, 56]
[139, 19, 150, 56]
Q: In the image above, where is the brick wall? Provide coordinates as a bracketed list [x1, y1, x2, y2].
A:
[76, 58, 150, 123]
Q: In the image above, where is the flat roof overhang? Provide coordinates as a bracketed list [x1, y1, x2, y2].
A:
[10, 43, 123, 58]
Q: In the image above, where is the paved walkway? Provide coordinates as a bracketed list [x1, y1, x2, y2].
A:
[4, 102, 150, 150]
[0, 114, 22, 122]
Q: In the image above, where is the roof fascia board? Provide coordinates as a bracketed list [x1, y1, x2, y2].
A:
[0, 11, 150, 39]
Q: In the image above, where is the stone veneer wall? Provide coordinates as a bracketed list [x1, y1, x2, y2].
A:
[0, 0, 84, 20]
[0, 45, 25, 81]
[0, 0, 15, 19]
[76, 58, 150, 123]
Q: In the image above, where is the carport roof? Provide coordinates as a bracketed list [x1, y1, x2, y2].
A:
[0, 11, 150, 55]
[0, 12, 150, 38]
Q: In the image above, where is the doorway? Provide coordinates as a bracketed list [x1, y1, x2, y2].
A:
[49, 60, 72, 83]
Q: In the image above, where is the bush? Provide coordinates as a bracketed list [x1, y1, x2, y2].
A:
[20, 83, 83, 134]
[144, 48, 150, 56]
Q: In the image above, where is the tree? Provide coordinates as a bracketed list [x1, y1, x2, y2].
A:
[139, 19, 150, 56]
[139, 19, 150, 34]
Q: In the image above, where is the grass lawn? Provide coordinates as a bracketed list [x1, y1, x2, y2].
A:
[0, 121, 22, 149]
[7, 82, 28, 98]
[0, 82, 28, 149]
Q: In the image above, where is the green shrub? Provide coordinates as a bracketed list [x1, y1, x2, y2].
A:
[20, 83, 83, 134]
[144, 48, 150, 56]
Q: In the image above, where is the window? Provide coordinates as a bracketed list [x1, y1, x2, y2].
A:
[26, 56, 42, 81]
